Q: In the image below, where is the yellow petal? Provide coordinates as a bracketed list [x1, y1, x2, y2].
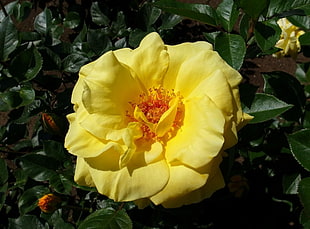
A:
[133, 106, 156, 132]
[79, 113, 125, 140]
[71, 58, 96, 106]
[114, 32, 169, 90]
[188, 69, 234, 113]
[150, 164, 208, 206]
[275, 18, 305, 58]
[162, 41, 213, 90]
[144, 142, 163, 164]
[164, 42, 241, 97]
[160, 166, 225, 208]
[71, 77, 85, 108]
[187, 70, 245, 149]
[85, 146, 169, 201]
[155, 96, 179, 137]
[80, 51, 142, 115]
[74, 157, 95, 187]
[165, 96, 225, 169]
[65, 113, 109, 158]
[133, 198, 152, 209]
[84, 142, 124, 171]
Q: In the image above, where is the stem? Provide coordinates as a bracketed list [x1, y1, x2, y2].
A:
[118, 202, 125, 211]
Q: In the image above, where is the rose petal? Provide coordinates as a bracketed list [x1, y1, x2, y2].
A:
[74, 157, 95, 187]
[188, 70, 249, 149]
[114, 32, 169, 90]
[156, 96, 179, 137]
[164, 43, 241, 96]
[165, 95, 225, 169]
[162, 41, 213, 90]
[80, 52, 141, 115]
[150, 164, 208, 206]
[159, 165, 225, 208]
[84, 146, 169, 202]
[65, 113, 110, 158]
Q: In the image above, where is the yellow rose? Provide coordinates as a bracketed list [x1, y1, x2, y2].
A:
[273, 18, 305, 58]
[65, 32, 252, 208]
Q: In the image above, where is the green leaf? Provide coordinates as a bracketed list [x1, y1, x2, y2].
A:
[239, 13, 252, 40]
[20, 31, 41, 42]
[110, 11, 128, 38]
[18, 185, 50, 215]
[0, 183, 8, 210]
[46, 210, 75, 229]
[13, 169, 28, 190]
[78, 208, 132, 229]
[263, 72, 306, 121]
[159, 13, 182, 30]
[282, 173, 301, 194]
[238, 0, 268, 19]
[300, 32, 310, 46]
[19, 154, 60, 181]
[13, 1, 32, 22]
[64, 11, 80, 29]
[0, 91, 19, 111]
[129, 29, 150, 48]
[153, 0, 217, 26]
[0, 158, 8, 186]
[34, 8, 53, 35]
[288, 14, 310, 30]
[114, 37, 127, 49]
[0, 1, 18, 20]
[8, 215, 49, 229]
[304, 221, 310, 229]
[50, 25, 64, 44]
[3, 123, 26, 144]
[62, 53, 89, 73]
[141, 3, 162, 29]
[0, 85, 35, 110]
[18, 85, 35, 107]
[304, 109, 310, 129]
[216, 0, 239, 32]
[74, 23, 87, 43]
[203, 31, 220, 44]
[87, 29, 112, 56]
[242, 93, 293, 123]
[43, 140, 68, 161]
[296, 63, 310, 83]
[0, 158, 8, 210]
[39, 47, 61, 70]
[9, 46, 43, 82]
[287, 129, 310, 171]
[214, 33, 246, 70]
[91, 2, 110, 26]
[298, 177, 310, 223]
[267, 0, 310, 18]
[0, 17, 19, 61]
[254, 19, 281, 52]
[49, 174, 72, 195]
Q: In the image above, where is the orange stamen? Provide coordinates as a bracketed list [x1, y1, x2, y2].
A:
[127, 87, 183, 141]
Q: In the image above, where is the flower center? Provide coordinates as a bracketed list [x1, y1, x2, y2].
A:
[127, 87, 183, 141]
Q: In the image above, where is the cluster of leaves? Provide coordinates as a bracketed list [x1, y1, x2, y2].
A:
[0, 0, 309, 228]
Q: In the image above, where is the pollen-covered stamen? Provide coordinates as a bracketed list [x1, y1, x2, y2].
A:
[127, 87, 183, 140]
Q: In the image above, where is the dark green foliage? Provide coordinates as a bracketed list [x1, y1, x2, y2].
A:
[0, 0, 309, 228]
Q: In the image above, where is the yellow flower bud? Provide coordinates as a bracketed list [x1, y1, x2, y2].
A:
[37, 194, 61, 213]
